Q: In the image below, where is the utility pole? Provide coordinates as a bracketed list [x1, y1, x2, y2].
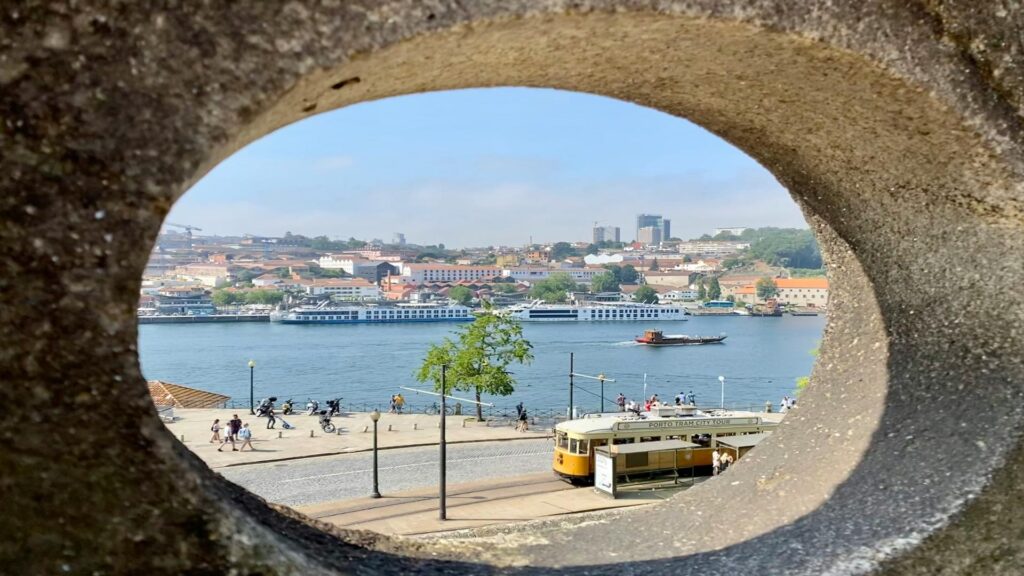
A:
[569, 353, 574, 420]
[400, 382, 492, 522]
[440, 365, 446, 521]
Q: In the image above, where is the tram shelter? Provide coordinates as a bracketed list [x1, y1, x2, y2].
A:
[715, 432, 772, 460]
[594, 439, 700, 498]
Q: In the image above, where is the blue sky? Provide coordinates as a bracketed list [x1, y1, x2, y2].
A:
[171, 87, 806, 247]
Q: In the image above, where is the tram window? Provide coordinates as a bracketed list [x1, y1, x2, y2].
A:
[557, 433, 569, 450]
[569, 438, 578, 453]
[577, 439, 589, 454]
[640, 436, 659, 443]
[612, 438, 634, 445]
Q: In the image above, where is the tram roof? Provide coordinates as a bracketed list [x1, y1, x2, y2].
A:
[714, 432, 773, 449]
[557, 410, 768, 435]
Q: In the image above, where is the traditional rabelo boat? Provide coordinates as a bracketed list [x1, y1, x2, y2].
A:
[634, 329, 727, 346]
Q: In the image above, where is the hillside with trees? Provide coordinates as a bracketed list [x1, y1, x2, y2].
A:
[705, 227, 822, 270]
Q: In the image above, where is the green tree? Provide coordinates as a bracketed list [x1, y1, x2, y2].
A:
[550, 242, 576, 261]
[649, 258, 659, 271]
[683, 255, 693, 263]
[416, 306, 534, 420]
[756, 276, 780, 300]
[698, 281, 707, 301]
[620, 264, 639, 284]
[244, 290, 284, 305]
[528, 273, 578, 303]
[707, 277, 722, 300]
[585, 243, 599, 255]
[448, 285, 473, 306]
[590, 271, 620, 293]
[634, 285, 659, 303]
[211, 290, 238, 307]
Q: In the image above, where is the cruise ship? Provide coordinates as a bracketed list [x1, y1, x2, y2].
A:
[270, 303, 474, 324]
[503, 301, 688, 322]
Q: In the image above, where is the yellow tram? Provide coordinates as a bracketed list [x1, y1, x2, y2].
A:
[552, 407, 780, 482]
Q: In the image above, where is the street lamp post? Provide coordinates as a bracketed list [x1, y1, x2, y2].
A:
[598, 373, 606, 413]
[370, 409, 381, 498]
[248, 360, 256, 415]
[719, 375, 726, 409]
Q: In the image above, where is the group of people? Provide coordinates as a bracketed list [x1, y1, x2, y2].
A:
[388, 393, 406, 414]
[711, 448, 734, 476]
[209, 414, 255, 452]
[615, 391, 696, 414]
[515, 402, 529, 431]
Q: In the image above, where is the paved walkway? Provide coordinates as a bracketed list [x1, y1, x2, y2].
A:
[296, 472, 697, 536]
[164, 408, 552, 469]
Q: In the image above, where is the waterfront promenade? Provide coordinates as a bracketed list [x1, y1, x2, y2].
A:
[165, 408, 553, 469]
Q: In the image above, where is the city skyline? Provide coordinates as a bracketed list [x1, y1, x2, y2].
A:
[170, 87, 808, 247]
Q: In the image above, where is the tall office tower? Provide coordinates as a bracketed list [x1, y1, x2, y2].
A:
[593, 225, 621, 244]
[637, 226, 662, 246]
[636, 214, 669, 243]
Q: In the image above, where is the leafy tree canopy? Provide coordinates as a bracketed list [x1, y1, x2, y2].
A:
[550, 242, 578, 261]
[415, 306, 534, 420]
[707, 277, 722, 300]
[756, 276, 780, 300]
[528, 272, 578, 303]
[590, 271, 620, 293]
[448, 285, 473, 306]
[634, 285, 659, 303]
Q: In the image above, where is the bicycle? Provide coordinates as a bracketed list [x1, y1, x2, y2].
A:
[423, 402, 454, 415]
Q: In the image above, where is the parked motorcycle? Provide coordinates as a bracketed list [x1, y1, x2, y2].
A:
[305, 398, 319, 416]
[325, 398, 342, 418]
[318, 410, 336, 434]
[255, 397, 277, 417]
[281, 398, 293, 415]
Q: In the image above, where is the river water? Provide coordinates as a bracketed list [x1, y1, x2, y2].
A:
[138, 315, 825, 413]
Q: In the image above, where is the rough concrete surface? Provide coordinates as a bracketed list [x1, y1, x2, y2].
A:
[1, 1, 1023, 574]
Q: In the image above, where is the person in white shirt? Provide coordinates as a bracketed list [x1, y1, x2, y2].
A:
[712, 448, 721, 476]
[238, 423, 254, 451]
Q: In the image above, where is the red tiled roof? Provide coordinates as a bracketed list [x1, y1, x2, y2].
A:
[148, 380, 230, 409]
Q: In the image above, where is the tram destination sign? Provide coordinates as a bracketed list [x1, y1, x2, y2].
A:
[614, 417, 760, 431]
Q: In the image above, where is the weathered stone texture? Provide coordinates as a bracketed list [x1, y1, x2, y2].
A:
[1, 1, 1022, 574]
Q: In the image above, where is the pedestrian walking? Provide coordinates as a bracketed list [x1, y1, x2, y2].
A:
[389, 395, 397, 414]
[616, 393, 626, 412]
[229, 414, 242, 440]
[266, 408, 276, 429]
[209, 419, 222, 443]
[516, 406, 529, 432]
[395, 393, 405, 414]
[238, 423, 254, 451]
[712, 448, 721, 476]
[515, 401, 524, 419]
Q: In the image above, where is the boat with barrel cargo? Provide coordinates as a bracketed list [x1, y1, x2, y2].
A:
[634, 329, 727, 346]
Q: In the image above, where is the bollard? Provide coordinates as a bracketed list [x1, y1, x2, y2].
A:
[336, 428, 342, 435]
[180, 435, 185, 443]
[462, 420, 467, 428]
[413, 423, 418, 430]
[278, 431, 282, 439]
[310, 430, 314, 438]
[362, 426, 368, 433]
[387, 424, 393, 432]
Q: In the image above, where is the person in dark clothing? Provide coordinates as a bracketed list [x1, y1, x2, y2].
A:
[515, 402, 524, 419]
[266, 408, 276, 429]
[229, 414, 242, 440]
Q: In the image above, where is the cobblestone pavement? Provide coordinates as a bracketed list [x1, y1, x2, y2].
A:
[220, 438, 554, 507]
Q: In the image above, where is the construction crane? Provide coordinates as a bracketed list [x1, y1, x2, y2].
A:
[165, 222, 202, 249]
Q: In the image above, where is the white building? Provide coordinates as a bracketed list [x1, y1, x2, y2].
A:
[676, 241, 750, 257]
[659, 289, 700, 301]
[501, 267, 605, 284]
[305, 278, 382, 300]
[713, 227, 749, 237]
[402, 264, 502, 283]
